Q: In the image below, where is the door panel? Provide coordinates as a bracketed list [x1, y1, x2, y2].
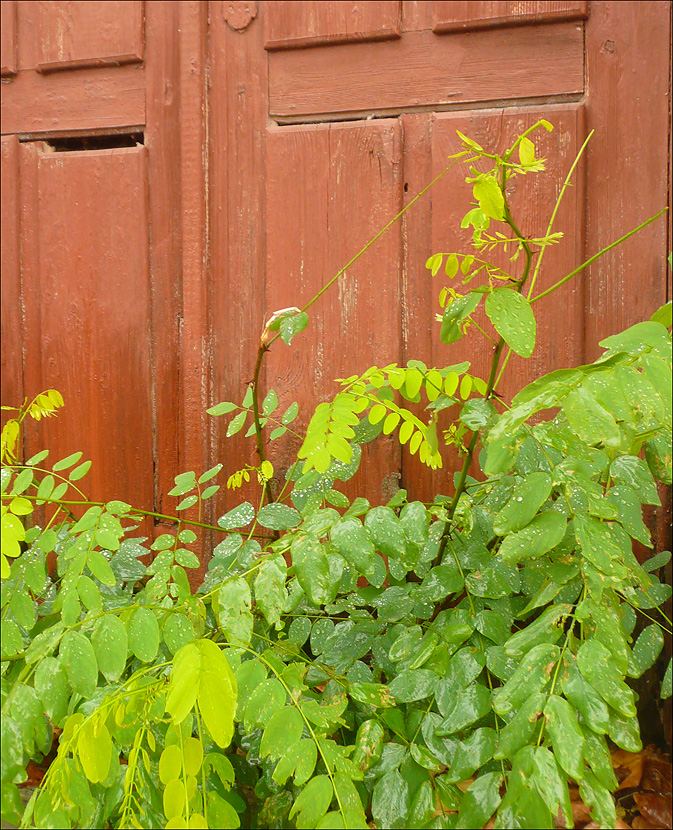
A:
[429, 105, 586, 400]
[264, 0, 401, 49]
[1, 0, 16, 76]
[20, 143, 155, 512]
[268, 22, 584, 118]
[265, 119, 403, 501]
[0, 65, 145, 135]
[432, 1, 588, 32]
[35, 0, 144, 72]
[398, 104, 586, 501]
[0, 0, 669, 536]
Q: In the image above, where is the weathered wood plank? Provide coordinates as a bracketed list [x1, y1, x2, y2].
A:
[144, 1, 182, 519]
[1, 0, 17, 75]
[432, 1, 588, 32]
[35, 0, 144, 72]
[208, 0, 270, 517]
[269, 22, 584, 117]
[265, 0, 401, 50]
[0, 135, 22, 420]
[0, 64, 145, 135]
[265, 119, 404, 504]
[583, 0, 671, 359]
[20, 144, 155, 517]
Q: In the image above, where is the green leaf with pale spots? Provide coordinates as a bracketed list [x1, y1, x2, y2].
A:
[60, 631, 98, 698]
[91, 615, 127, 681]
[577, 639, 637, 718]
[544, 695, 585, 780]
[485, 288, 536, 357]
[291, 535, 332, 606]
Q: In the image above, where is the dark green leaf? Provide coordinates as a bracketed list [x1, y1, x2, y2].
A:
[599, 320, 669, 356]
[254, 555, 287, 628]
[456, 771, 501, 829]
[288, 775, 333, 829]
[577, 639, 636, 718]
[627, 624, 664, 678]
[218, 502, 255, 530]
[610, 455, 660, 505]
[372, 770, 410, 830]
[578, 769, 616, 829]
[260, 706, 303, 760]
[388, 669, 438, 703]
[494, 472, 553, 535]
[127, 607, 160, 662]
[446, 727, 497, 782]
[498, 511, 566, 564]
[60, 630, 98, 698]
[650, 301, 672, 327]
[494, 693, 545, 760]
[292, 535, 332, 606]
[34, 656, 69, 725]
[493, 644, 559, 716]
[92, 615, 127, 681]
[561, 657, 610, 735]
[544, 695, 585, 780]
[503, 604, 571, 659]
[562, 385, 620, 447]
[217, 579, 253, 645]
[272, 738, 317, 786]
[330, 519, 375, 576]
[436, 683, 491, 735]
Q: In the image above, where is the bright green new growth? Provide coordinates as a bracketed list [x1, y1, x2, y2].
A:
[1, 123, 671, 830]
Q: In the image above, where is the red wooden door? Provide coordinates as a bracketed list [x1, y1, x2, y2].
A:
[2, 1, 670, 543]
[1, 1, 198, 529]
[208, 0, 671, 513]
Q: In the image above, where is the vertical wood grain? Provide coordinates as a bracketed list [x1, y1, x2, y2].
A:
[20, 144, 155, 517]
[399, 113, 436, 502]
[176, 1, 210, 525]
[208, 0, 268, 517]
[144, 1, 181, 517]
[584, 0, 671, 359]
[0, 136, 22, 422]
[1, 0, 17, 75]
[265, 119, 404, 504]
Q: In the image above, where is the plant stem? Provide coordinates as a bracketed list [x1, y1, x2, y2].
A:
[266, 162, 457, 350]
[250, 340, 275, 504]
[432, 165, 533, 571]
[531, 207, 668, 305]
[9, 494, 272, 538]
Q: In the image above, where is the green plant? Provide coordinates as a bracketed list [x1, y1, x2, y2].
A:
[1, 123, 671, 830]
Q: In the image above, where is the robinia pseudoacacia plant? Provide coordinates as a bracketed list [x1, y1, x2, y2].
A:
[1, 121, 671, 830]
